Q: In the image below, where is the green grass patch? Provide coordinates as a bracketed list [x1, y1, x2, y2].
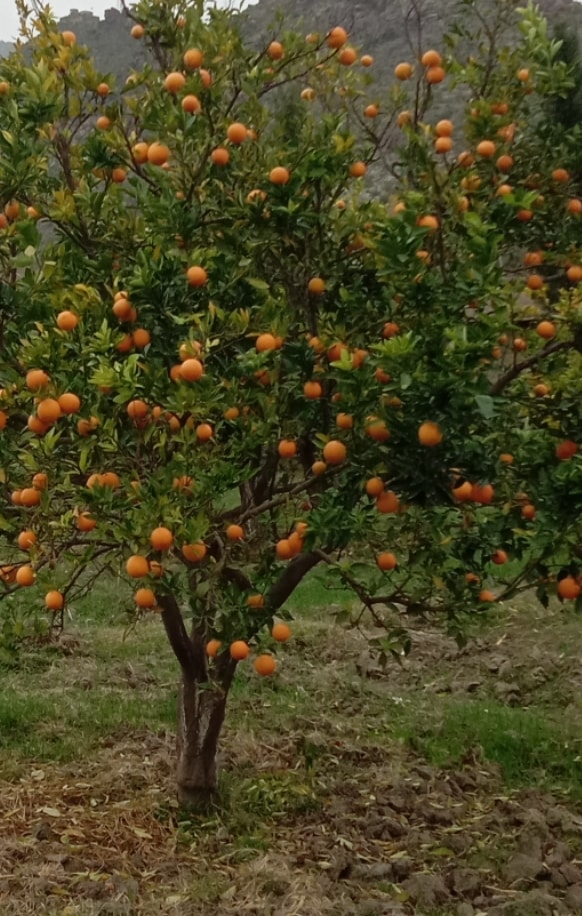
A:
[401, 698, 582, 798]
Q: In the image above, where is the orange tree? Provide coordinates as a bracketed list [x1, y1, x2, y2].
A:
[1, 0, 582, 804]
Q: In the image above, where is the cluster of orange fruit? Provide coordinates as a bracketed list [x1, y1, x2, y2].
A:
[206, 621, 291, 677]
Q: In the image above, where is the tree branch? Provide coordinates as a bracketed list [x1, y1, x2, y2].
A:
[489, 340, 573, 396]
[267, 551, 321, 610]
[157, 591, 200, 677]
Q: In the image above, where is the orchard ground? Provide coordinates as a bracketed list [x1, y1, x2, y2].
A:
[2, 580, 582, 915]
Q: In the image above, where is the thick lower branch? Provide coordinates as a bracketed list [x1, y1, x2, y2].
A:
[490, 340, 572, 396]
[157, 592, 201, 677]
[268, 551, 321, 610]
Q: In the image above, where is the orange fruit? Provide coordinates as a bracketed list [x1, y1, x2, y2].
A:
[132, 328, 150, 350]
[255, 654, 277, 676]
[0, 409, 7, 429]
[26, 369, 50, 391]
[426, 66, 445, 84]
[180, 358, 204, 381]
[126, 555, 150, 578]
[199, 68, 213, 88]
[135, 587, 156, 608]
[96, 115, 111, 131]
[10, 490, 22, 505]
[418, 421, 442, 446]
[272, 622, 291, 642]
[226, 524, 244, 541]
[267, 40, 284, 60]
[327, 26, 348, 48]
[513, 337, 527, 351]
[434, 136, 453, 154]
[247, 594, 265, 609]
[56, 310, 78, 331]
[224, 406, 240, 420]
[20, 487, 41, 507]
[27, 415, 49, 436]
[472, 483, 494, 505]
[435, 119, 453, 137]
[557, 576, 581, 600]
[181, 94, 201, 114]
[308, 277, 326, 295]
[37, 398, 61, 424]
[211, 147, 230, 166]
[364, 104, 379, 118]
[339, 47, 357, 65]
[256, 333, 277, 352]
[226, 122, 247, 144]
[269, 166, 290, 185]
[96, 82, 109, 97]
[76, 512, 97, 532]
[58, 392, 81, 414]
[552, 168, 570, 183]
[17, 529, 37, 550]
[479, 589, 495, 602]
[527, 274, 544, 291]
[323, 440, 347, 465]
[336, 413, 354, 430]
[150, 527, 173, 551]
[206, 639, 222, 658]
[16, 565, 35, 587]
[196, 423, 213, 442]
[421, 49, 441, 67]
[147, 142, 170, 166]
[278, 439, 297, 459]
[230, 641, 250, 660]
[377, 552, 397, 571]
[567, 265, 582, 283]
[276, 539, 294, 560]
[186, 266, 207, 287]
[100, 471, 120, 489]
[349, 161, 367, 178]
[182, 542, 207, 562]
[496, 154, 514, 172]
[303, 380, 323, 399]
[491, 549, 508, 565]
[534, 383, 549, 397]
[567, 198, 582, 215]
[32, 473, 48, 490]
[556, 440, 578, 460]
[365, 477, 384, 497]
[311, 461, 327, 476]
[164, 71, 186, 93]
[417, 214, 439, 231]
[183, 48, 203, 69]
[127, 399, 148, 421]
[376, 490, 400, 514]
[394, 61, 413, 80]
[536, 321, 556, 339]
[131, 23, 144, 38]
[132, 142, 149, 163]
[522, 503, 536, 520]
[383, 321, 400, 339]
[365, 418, 390, 442]
[476, 139, 496, 158]
[45, 590, 64, 611]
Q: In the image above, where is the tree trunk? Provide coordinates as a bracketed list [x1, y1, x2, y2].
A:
[176, 674, 228, 808]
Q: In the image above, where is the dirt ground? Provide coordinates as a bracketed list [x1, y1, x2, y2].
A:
[1, 599, 582, 916]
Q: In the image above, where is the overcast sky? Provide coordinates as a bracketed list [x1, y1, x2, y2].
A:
[1, 0, 255, 42]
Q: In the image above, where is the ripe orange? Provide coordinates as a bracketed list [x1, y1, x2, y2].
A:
[418, 421, 442, 446]
[4, 200, 20, 221]
[147, 142, 170, 166]
[567, 265, 582, 283]
[496, 154, 514, 172]
[552, 168, 570, 183]
[308, 277, 326, 295]
[327, 26, 348, 48]
[27, 415, 49, 436]
[150, 527, 173, 551]
[180, 358, 204, 381]
[435, 119, 453, 137]
[211, 146, 230, 166]
[303, 380, 323, 399]
[522, 503, 536, 520]
[323, 440, 347, 465]
[491, 549, 508, 565]
[426, 66, 446, 84]
[17, 529, 37, 550]
[567, 198, 582, 215]
[10, 490, 22, 505]
[365, 477, 384, 497]
[513, 338, 527, 352]
[394, 61, 413, 80]
[196, 423, 213, 442]
[376, 490, 400, 513]
[96, 81, 109, 97]
[127, 399, 148, 421]
[527, 274, 544, 291]
[58, 392, 81, 415]
[452, 480, 473, 501]
[276, 539, 294, 560]
[556, 439, 578, 460]
[16, 565, 36, 587]
[434, 136, 453, 154]
[267, 40, 284, 60]
[383, 321, 400, 339]
[100, 471, 120, 489]
[113, 297, 132, 320]
[269, 166, 290, 185]
[364, 104, 379, 118]
[278, 439, 297, 459]
[206, 639, 222, 658]
[164, 71, 186, 93]
[20, 487, 41, 507]
[26, 369, 50, 391]
[135, 587, 156, 608]
[377, 552, 397, 571]
[126, 555, 150, 578]
[557, 576, 581, 600]
[224, 406, 240, 421]
[336, 413, 354, 430]
[421, 49, 441, 67]
[182, 94, 201, 114]
[272, 622, 291, 642]
[32, 472, 48, 490]
[365, 418, 390, 442]
[199, 68, 213, 88]
[186, 266, 207, 288]
[230, 640, 250, 660]
[472, 483, 494, 505]
[132, 142, 149, 163]
[536, 321, 556, 339]
[182, 542, 207, 562]
[255, 655, 277, 676]
[349, 161, 367, 178]
[339, 47, 357, 65]
[417, 214, 439, 231]
[37, 399, 62, 424]
[247, 594, 265, 609]
[479, 589, 495, 602]
[476, 140, 496, 158]
[183, 48, 203, 69]
[226, 524, 244, 541]
[96, 115, 111, 131]
[76, 512, 96, 532]
[312, 460, 327, 475]
[45, 590, 64, 611]
[256, 333, 277, 352]
[56, 310, 78, 331]
[226, 122, 247, 144]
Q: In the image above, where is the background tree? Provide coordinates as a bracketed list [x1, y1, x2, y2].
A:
[1, 0, 582, 807]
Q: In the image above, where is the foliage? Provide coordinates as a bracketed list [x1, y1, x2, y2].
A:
[1, 0, 582, 794]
